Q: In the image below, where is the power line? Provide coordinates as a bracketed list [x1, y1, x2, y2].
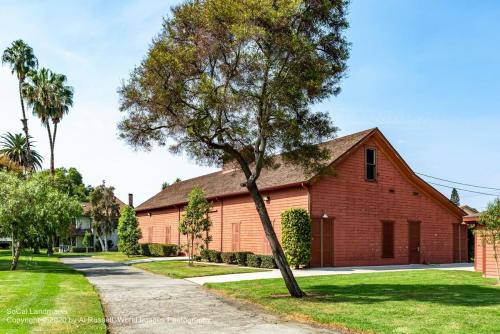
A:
[427, 181, 500, 197]
[416, 172, 500, 191]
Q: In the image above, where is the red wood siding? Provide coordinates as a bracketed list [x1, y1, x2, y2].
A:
[475, 231, 500, 278]
[309, 136, 465, 266]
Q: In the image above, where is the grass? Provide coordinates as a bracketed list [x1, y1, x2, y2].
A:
[0, 250, 106, 334]
[133, 260, 268, 278]
[206, 270, 500, 334]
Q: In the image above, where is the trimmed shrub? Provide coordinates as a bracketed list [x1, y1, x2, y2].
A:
[140, 243, 150, 256]
[221, 252, 236, 264]
[247, 254, 261, 268]
[234, 251, 252, 266]
[193, 255, 202, 261]
[260, 255, 277, 269]
[281, 208, 311, 268]
[207, 249, 222, 263]
[147, 243, 178, 257]
[71, 247, 95, 253]
[200, 249, 210, 261]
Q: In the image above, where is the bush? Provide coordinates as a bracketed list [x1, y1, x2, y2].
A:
[234, 251, 252, 266]
[207, 249, 222, 263]
[140, 243, 150, 256]
[139, 243, 178, 257]
[193, 255, 202, 261]
[147, 243, 178, 257]
[71, 247, 95, 253]
[281, 208, 311, 267]
[247, 254, 261, 268]
[221, 252, 236, 264]
[259, 255, 277, 269]
[200, 249, 210, 261]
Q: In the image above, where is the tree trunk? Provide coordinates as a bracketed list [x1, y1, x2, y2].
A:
[190, 234, 195, 265]
[33, 245, 40, 254]
[11, 232, 15, 257]
[47, 236, 53, 256]
[493, 238, 500, 285]
[51, 122, 58, 175]
[10, 241, 22, 270]
[18, 81, 32, 171]
[247, 182, 304, 297]
[97, 235, 106, 252]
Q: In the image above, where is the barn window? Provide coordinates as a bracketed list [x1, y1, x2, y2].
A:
[382, 221, 394, 258]
[366, 148, 377, 181]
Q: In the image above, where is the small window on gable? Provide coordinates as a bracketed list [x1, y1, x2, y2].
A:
[366, 148, 376, 181]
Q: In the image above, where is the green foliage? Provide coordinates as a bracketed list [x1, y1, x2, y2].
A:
[145, 243, 178, 257]
[234, 252, 253, 266]
[0, 133, 43, 170]
[207, 250, 222, 263]
[82, 231, 91, 248]
[450, 188, 460, 206]
[118, 0, 349, 175]
[71, 246, 95, 253]
[140, 243, 150, 256]
[200, 249, 210, 261]
[259, 255, 277, 269]
[247, 254, 261, 268]
[89, 182, 121, 252]
[41, 167, 92, 201]
[281, 208, 312, 267]
[221, 252, 237, 264]
[117, 206, 142, 256]
[0, 170, 82, 269]
[178, 187, 212, 262]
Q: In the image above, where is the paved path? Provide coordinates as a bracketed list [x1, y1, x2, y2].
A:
[122, 256, 189, 265]
[187, 263, 474, 285]
[61, 257, 339, 334]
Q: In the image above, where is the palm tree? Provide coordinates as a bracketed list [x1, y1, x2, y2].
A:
[22, 68, 73, 174]
[0, 133, 43, 171]
[2, 40, 38, 169]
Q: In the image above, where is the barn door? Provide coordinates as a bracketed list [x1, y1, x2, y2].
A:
[311, 217, 334, 267]
[408, 221, 420, 264]
[232, 223, 240, 252]
[165, 226, 171, 244]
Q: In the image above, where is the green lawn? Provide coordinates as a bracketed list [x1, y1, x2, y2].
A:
[0, 250, 106, 334]
[133, 260, 268, 278]
[207, 270, 500, 334]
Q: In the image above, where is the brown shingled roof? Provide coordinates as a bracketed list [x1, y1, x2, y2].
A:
[136, 128, 376, 211]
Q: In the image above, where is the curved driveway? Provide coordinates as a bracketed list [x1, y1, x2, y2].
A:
[61, 256, 340, 334]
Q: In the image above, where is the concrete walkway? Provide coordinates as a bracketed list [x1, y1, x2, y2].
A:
[187, 263, 474, 285]
[61, 256, 339, 334]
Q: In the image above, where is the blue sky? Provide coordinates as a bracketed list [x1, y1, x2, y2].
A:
[0, 0, 498, 210]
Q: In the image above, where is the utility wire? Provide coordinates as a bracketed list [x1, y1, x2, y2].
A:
[427, 181, 500, 197]
[416, 172, 500, 191]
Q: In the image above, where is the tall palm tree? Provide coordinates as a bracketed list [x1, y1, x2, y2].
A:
[22, 68, 73, 174]
[0, 133, 43, 171]
[2, 40, 38, 169]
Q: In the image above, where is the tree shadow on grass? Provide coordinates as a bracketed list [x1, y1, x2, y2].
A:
[0, 258, 80, 274]
[298, 283, 500, 307]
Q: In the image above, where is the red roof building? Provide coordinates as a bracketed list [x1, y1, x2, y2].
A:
[136, 128, 466, 267]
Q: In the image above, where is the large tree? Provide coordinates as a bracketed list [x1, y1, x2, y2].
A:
[0, 132, 43, 171]
[118, 0, 349, 297]
[90, 183, 121, 252]
[2, 40, 38, 169]
[450, 188, 460, 206]
[22, 68, 74, 175]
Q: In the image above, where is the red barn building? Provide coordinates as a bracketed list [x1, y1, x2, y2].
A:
[135, 128, 466, 267]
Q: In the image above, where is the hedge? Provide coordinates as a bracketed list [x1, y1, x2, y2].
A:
[200, 249, 210, 261]
[70, 247, 95, 253]
[207, 249, 222, 263]
[259, 255, 277, 268]
[221, 252, 236, 264]
[140, 243, 178, 257]
[281, 208, 311, 267]
[247, 254, 261, 268]
[234, 251, 252, 266]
